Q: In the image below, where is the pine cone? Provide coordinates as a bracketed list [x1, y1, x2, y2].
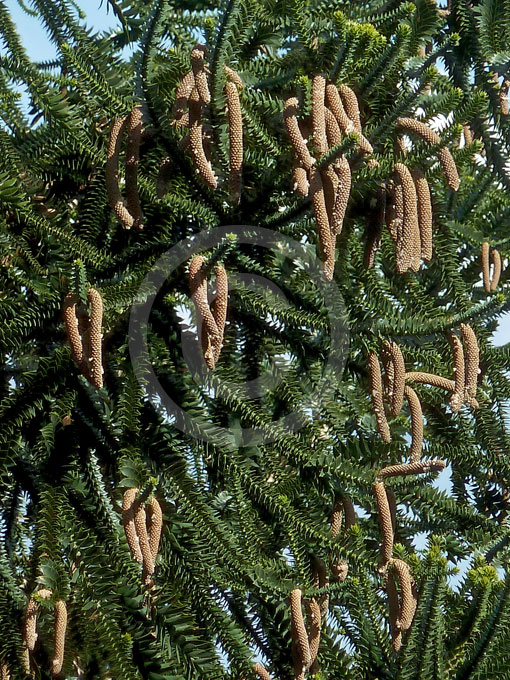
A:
[404, 385, 423, 462]
[87, 288, 103, 389]
[189, 88, 217, 189]
[225, 81, 243, 203]
[190, 44, 211, 105]
[377, 460, 446, 479]
[106, 115, 135, 229]
[289, 588, 312, 672]
[374, 482, 393, 564]
[411, 168, 433, 261]
[368, 351, 391, 443]
[125, 105, 143, 230]
[460, 323, 479, 404]
[283, 97, 315, 171]
[312, 75, 328, 156]
[122, 488, 143, 564]
[51, 600, 67, 676]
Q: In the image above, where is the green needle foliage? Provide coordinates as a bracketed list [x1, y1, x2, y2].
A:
[1, 0, 510, 678]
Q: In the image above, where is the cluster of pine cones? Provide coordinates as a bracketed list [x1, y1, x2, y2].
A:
[368, 325, 479, 649]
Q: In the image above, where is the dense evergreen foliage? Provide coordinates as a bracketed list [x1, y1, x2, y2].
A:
[1, 0, 510, 678]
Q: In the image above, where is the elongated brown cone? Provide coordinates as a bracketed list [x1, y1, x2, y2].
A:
[338, 84, 362, 134]
[404, 385, 423, 462]
[343, 496, 356, 530]
[396, 117, 440, 145]
[292, 163, 309, 196]
[386, 487, 397, 534]
[330, 497, 343, 538]
[394, 163, 419, 273]
[253, 663, 272, 680]
[134, 499, 155, 577]
[331, 156, 351, 236]
[364, 185, 385, 269]
[309, 167, 335, 280]
[395, 117, 460, 190]
[284, 97, 315, 171]
[225, 81, 243, 203]
[147, 497, 163, 562]
[312, 75, 328, 156]
[368, 351, 391, 443]
[189, 88, 217, 189]
[189, 256, 221, 369]
[325, 84, 372, 153]
[377, 460, 446, 479]
[325, 84, 356, 135]
[385, 571, 401, 652]
[190, 45, 210, 105]
[63, 293, 83, 365]
[437, 147, 460, 192]
[481, 242, 490, 292]
[125, 106, 143, 230]
[224, 65, 244, 89]
[405, 371, 455, 392]
[172, 70, 195, 126]
[24, 597, 39, 651]
[500, 79, 510, 116]
[322, 163, 339, 229]
[22, 649, 30, 676]
[0, 663, 10, 680]
[290, 589, 312, 672]
[449, 332, 465, 413]
[211, 265, 228, 364]
[122, 488, 143, 563]
[374, 482, 393, 564]
[324, 107, 342, 148]
[391, 559, 415, 631]
[306, 598, 321, 668]
[87, 288, 103, 389]
[390, 342, 405, 417]
[106, 116, 135, 229]
[491, 248, 502, 291]
[463, 124, 473, 146]
[460, 323, 479, 404]
[411, 168, 433, 261]
[51, 600, 67, 676]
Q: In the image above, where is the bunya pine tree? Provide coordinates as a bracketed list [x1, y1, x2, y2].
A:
[1, 0, 510, 678]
